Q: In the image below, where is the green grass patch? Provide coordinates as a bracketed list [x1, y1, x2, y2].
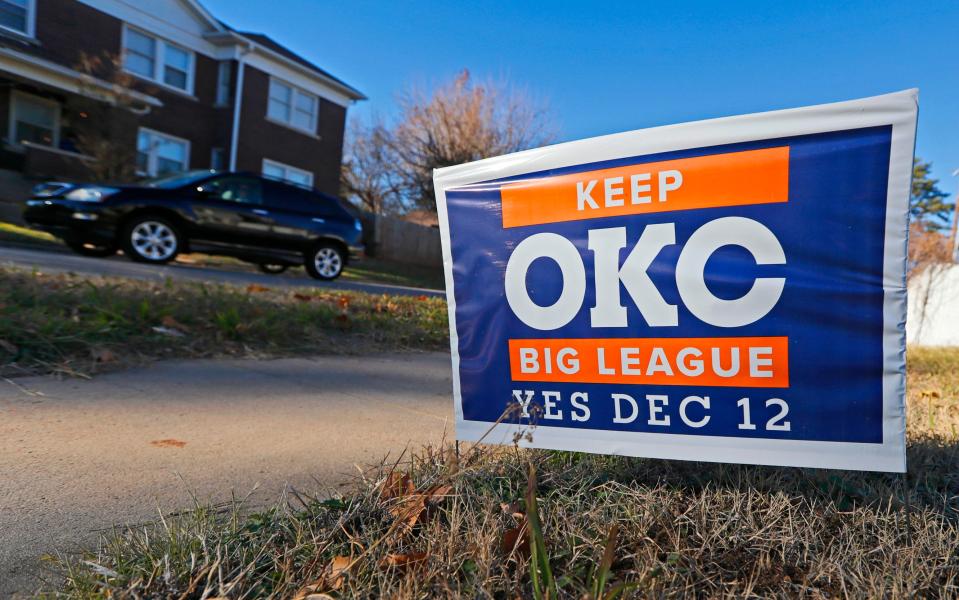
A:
[44, 349, 959, 598]
[0, 267, 448, 377]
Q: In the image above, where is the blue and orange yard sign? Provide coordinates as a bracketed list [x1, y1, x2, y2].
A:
[434, 90, 917, 472]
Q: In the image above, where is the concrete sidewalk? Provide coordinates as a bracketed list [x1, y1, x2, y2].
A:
[0, 352, 453, 597]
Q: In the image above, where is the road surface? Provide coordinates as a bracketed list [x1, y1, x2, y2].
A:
[0, 352, 453, 597]
[0, 245, 443, 298]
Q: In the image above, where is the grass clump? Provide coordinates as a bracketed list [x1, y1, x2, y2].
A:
[0, 266, 448, 377]
[43, 349, 959, 598]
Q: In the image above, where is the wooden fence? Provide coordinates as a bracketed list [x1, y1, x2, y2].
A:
[359, 213, 443, 267]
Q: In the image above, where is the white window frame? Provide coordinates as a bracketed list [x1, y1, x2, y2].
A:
[136, 127, 191, 177]
[121, 24, 196, 95]
[266, 77, 319, 135]
[0, 0, 36, 38]
[262, 158, 314, 188]
[8, 90, 60, 148]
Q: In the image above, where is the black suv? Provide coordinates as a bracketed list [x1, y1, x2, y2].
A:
[23, 170, 364, 280]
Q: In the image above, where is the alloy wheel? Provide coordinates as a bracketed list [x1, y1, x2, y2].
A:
[314, 247, 343, 278]
[131, 221, 177, 261]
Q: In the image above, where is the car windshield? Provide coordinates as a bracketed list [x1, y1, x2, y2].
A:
[143, 170, 219, 189]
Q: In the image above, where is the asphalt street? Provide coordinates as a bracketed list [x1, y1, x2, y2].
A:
[0, 245, 443, 297]
[0, 352, 453, 597]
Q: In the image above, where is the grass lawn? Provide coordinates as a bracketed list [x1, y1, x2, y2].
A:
[45, 349, 959, 598]
[0, 266, 448, 377]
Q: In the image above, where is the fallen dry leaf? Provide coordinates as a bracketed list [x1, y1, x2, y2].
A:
[292, 555, 351, 600]
[293, 293, 314, 302]
[380, 472, 415, 500]
[150, 439, 186, 448]
[380, 551, 428, 571]
[160, 315, 189, 331]
[337, 295, 350, 309]
[386, 483, 454, 533]
[91, 347, 116, 363]
[389, 494, 427, 532]
[424, 484, 453, 503]
[246, 284, 271, 293]
[501, 519, 530, 557]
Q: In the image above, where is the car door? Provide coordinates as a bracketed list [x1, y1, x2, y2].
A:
[189, 175, 275, 249]
[261, 180, 329, 250]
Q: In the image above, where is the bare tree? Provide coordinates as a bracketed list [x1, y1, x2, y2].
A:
[74, 52, 151, 182]
[340, 119, 404, 214]
[908, 221, 953, 281]
[342, 69, 555, 214]
[908, 221, 955, 340]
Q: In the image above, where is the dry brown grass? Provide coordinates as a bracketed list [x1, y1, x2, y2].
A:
[43, 349, 959, 599]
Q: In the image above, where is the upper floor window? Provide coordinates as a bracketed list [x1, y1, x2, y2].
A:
[267, 78, 318, 134]
[122, 25, 195, 94]
[0, 0, 34, 37]
[137, 128, 190, 177]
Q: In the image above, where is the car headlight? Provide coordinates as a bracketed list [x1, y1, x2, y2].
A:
[31, 182, 72, 198]
[64, 186, 120, 202]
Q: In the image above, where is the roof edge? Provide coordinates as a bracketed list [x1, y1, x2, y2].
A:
[203, 29, 366, 102]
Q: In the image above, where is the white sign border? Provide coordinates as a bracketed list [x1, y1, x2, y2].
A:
[434, 89, 917, 473]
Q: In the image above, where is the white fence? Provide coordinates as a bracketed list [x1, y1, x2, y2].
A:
[907, 264, 959, 345]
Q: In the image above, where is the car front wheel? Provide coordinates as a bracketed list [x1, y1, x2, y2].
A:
[122, 216, 181, 264]
[304, 243, 344, 280]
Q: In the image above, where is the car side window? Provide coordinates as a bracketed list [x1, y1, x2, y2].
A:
[263, 181, 323, 214]
[200, 177, 263, 205]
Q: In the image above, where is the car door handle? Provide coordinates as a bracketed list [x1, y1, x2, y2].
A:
[252, 208, 269, 216]
[311, 217, 326, 223]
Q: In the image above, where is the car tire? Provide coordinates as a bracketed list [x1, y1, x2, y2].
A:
[304, 242, 345, 280]
[258, 263, 289, 275]
[66, 241, 117, 258]
[121, 215, 181, 264]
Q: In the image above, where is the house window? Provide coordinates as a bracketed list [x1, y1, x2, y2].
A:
[0, 0, 34, 36]
[9, 92, 59, 147]
[267, 78, 318, 134]
[215, 62, 231, 105]
[122, 25, 195, 93]
[210, 147, 225, 170]
[137, 129, 190, 176]
[263, 159, 313, 188]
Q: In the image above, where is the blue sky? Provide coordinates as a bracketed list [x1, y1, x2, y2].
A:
[206, 0, 958, 192]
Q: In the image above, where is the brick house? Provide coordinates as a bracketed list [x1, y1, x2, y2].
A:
[0, 0, 365, 196]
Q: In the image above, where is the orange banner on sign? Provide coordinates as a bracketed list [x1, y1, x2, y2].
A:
[499, 146, 789, 228]
[508, 336, 789, 388]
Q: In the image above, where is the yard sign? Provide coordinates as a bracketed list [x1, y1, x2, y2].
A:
[434, 90, 916, 472]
